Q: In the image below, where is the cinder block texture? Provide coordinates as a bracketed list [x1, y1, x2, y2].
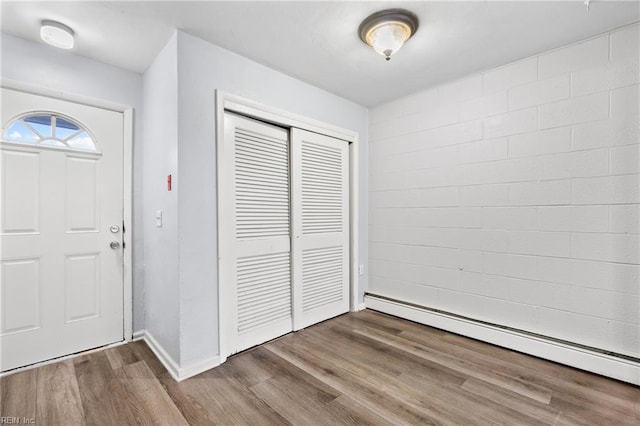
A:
[368, 24, 640, 358]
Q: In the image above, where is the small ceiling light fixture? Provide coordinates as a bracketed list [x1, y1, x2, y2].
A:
[358, 9, 419, 61]
[40, 20, 75, 49]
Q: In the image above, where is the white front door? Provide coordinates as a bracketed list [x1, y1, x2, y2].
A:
[1, 88, 125, 371]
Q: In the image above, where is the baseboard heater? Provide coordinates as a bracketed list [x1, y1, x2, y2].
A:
[364, 293, 640, 386]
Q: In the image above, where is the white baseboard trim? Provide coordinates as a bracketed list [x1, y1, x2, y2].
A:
[351, 302, 366, 312]
[132, 330, 145, 341]
[179, 354, 222, 380]
[141, 330, 181, 380]
[365, 295, 640, 386]
[140, 330, 221, 382]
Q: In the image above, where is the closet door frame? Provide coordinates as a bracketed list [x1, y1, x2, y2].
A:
[216, 91, 360, 363]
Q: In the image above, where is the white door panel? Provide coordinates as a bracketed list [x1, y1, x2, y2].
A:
[1, 149, 40, 234]
[1, 88, 124, 371]
[292, 129, 349, 330]
[224, 113, 293, 354]
[1, 258, 40, 335]
[222, 112, 351, 355]
[65, 155, 100, 232]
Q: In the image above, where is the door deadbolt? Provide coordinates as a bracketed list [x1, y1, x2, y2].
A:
[110, 225, 120, 233]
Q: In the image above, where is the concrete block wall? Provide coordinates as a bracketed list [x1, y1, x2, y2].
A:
[368, 23, 639, 357]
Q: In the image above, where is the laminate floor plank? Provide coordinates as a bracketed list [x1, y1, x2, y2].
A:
[326, 394, 395, 426]
[398, 327, 635, 415]
[210, 348, 274, 387]
[170, 376, 289, 425]
[397, 371, 546, 426]
[304, 320, 461, 381]
[156, 373, 218, 426]
[337, 309, 448, 339]
[73, 352, 133, 426]
[127, 340, 167, 376]
[263, 344, 436, 425]
[327, 310, 415, 336]
[36, 360, 85, 425]
[114, 361, 189, 426]
[0, 368, 37, 420]
[400, 327, 638, 417]
[266, 337, 406, 397]
[104, 343, 142, 370]
[266, 339, 483, 425]
[329, 320, 552, 405]
[248, 346, 342, 402]
[349, 324, 554, 404]
[553, 414, 596, 426]
[460, 378, 561, 425]
[2, 310, 638, 425]
[549, 389, 640, 425]
[440, 329, 639, 403]
[322, 326, 545, 426]
[289, 329, 467, 390]
[299, 327, 407, 378]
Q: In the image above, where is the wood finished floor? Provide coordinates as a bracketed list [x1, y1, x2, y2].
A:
[1, 310, 639, 425]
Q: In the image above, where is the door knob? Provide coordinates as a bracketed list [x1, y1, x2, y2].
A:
[110, 241, 121, 249]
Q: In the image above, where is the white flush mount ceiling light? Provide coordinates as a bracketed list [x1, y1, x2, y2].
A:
[40, 20, 75, 49]
[358, 9, 419, 61]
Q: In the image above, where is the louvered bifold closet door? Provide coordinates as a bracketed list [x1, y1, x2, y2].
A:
[291, 128, 350, 330]
[224, 113, 293, 354]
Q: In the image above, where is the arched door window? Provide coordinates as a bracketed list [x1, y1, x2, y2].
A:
[2, 113, 99, 153]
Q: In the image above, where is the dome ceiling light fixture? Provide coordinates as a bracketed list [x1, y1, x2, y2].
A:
[40, 20, 75, 49]
[358, 8, 419, 61]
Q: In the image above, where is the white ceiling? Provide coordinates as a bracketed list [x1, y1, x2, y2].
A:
[1, 1, 638, 106]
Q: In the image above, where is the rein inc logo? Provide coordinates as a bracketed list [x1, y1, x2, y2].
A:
[0, 418, 35, 424]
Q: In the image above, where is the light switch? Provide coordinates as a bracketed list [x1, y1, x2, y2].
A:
[359, 264, 365, 275]
[156, 210, 163, 228]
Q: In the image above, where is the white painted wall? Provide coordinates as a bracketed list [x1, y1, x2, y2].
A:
[368, 23, 639, 358]
[175, 31, 368, 365]
[142, 33, 181, 362]
[2, 27, 368, 372]
[141, 30, 368, 369]
[0, 33, 146, 333]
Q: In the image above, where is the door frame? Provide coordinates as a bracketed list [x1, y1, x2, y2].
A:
[216, 90, 360, 363]
[1, 79, 135, 343]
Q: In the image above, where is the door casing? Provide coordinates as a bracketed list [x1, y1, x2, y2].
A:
[0, 80, 135, 371]
[216, 90, 360, 363]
